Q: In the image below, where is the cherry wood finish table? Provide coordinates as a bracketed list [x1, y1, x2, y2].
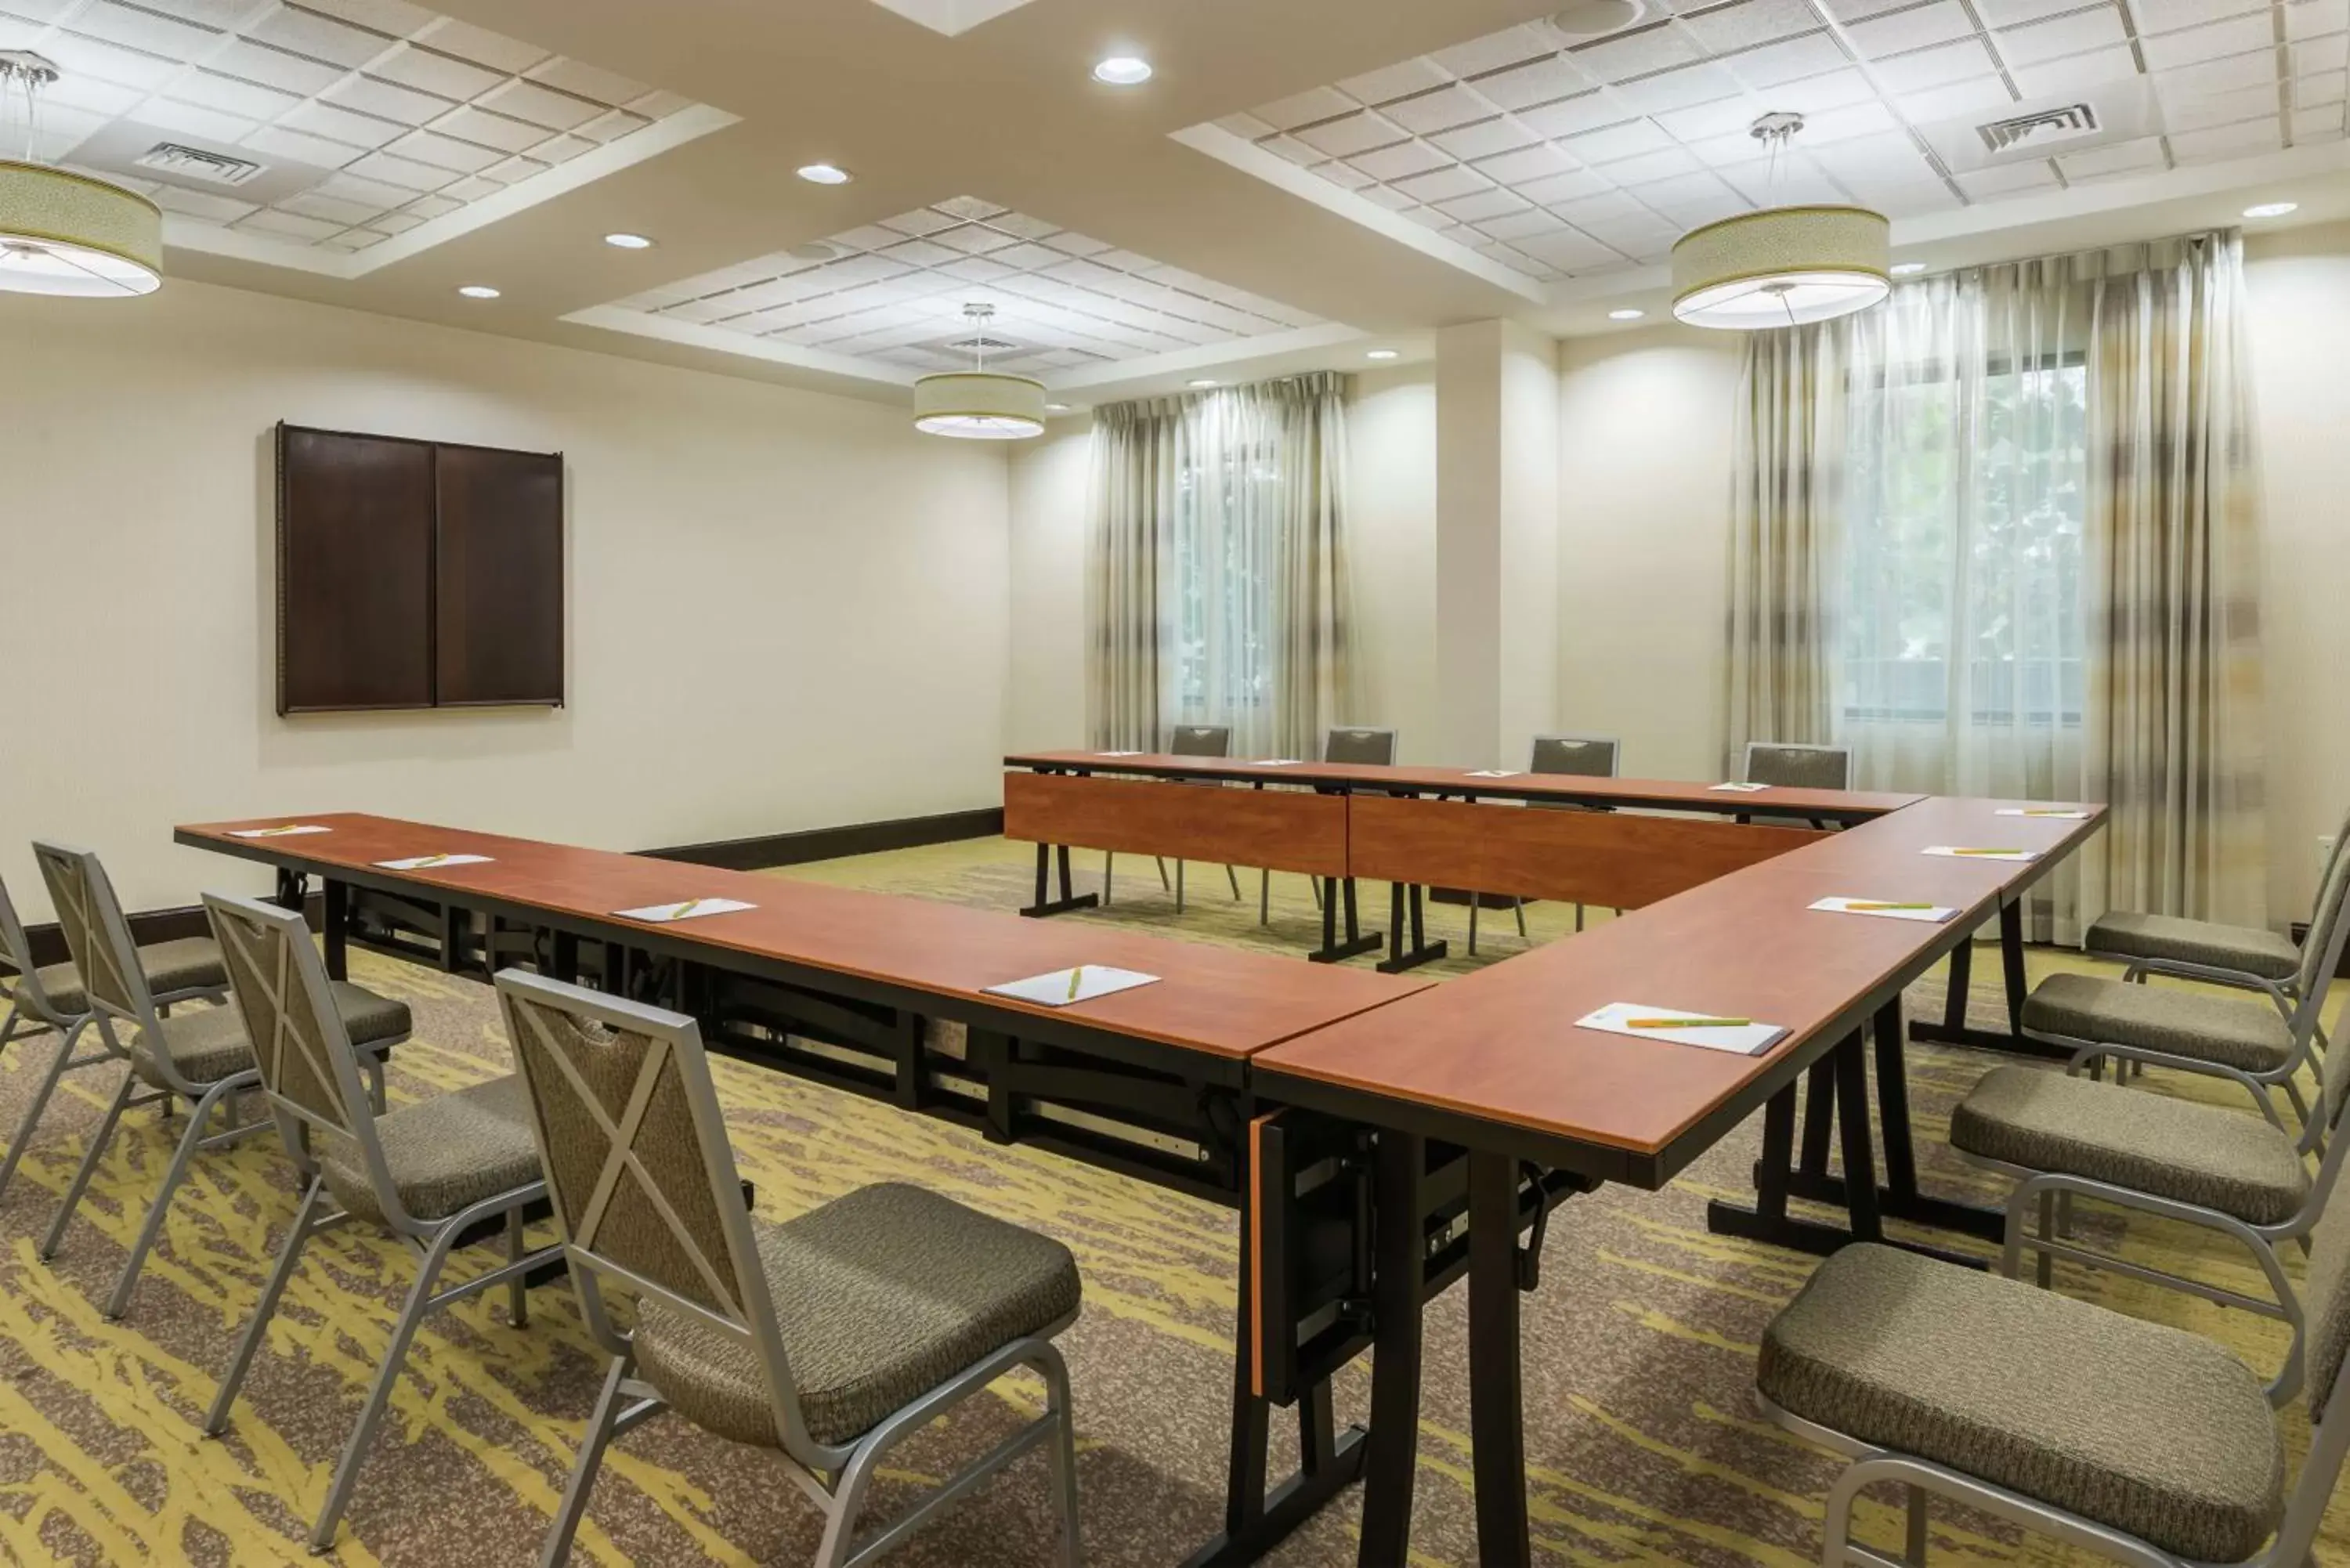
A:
[1255, 796, 2107, 1568]
[175, 812, 1434, 1568]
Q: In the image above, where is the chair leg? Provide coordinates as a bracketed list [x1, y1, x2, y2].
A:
[41, 1069, 139, 1261]
[0, 1013, 90, 1205]
[310, 1225, 459, 1551]
[1468, 896, 1480, 956]
[540, 1351, 634, 1568]
[1043, 1348, 1082, 1568]
[1175, 860, 1185, 913]
[2034, 1190, 2056, 1288]
[105, 1076, 243, 1321]
[1154, 856, 1170, 891]
[1224, 864, 1241, 900]
[1259, 869, 1271, 926]
[1515, 901, 1529, 941]
[1574, 904, 1585, 934]
[1101, 852, 1113, 907]
[507, 1208, 529, 1328]
[1311, 877, 1322, 911]
[205, 1174, 330, 1436]
[815, 1438, 886, 1568]
[1905, 1485, 1929, 1564]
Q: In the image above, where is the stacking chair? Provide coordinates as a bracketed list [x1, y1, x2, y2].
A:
[493, 971, 1082, 1568]
[0, 870, 226, 1205]
[2010, 833, 2350, 1130]
[1266, 725, 1399, 924]
[2084, 805, 2350, 1023]
[30, 842, 410, 1321]
[1743, 740, 1853, 831]
[197, 892, 557, 1552]
[1939, 885, 2350, 1398]
[1511, 733, 1625, 944]
[1103, 723, 1242, 910]
[1759, 1179, 2350, 1568]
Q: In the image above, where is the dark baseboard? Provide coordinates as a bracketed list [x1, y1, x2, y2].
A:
[642, 806, 1005, 872]
[2289, 922, 2350, 979]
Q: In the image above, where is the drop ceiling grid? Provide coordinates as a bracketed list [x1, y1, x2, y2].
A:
[612, 197, 1329, 374]
[0, 0, 703, 252]
[1218, 0, 2345, 281]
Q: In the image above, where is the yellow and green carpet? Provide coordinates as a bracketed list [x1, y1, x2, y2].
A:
[0, 836, 2331, 1566]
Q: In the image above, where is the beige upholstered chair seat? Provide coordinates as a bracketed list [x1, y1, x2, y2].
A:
[1762, 1243, 2283, 1562]
[636, 1182, 1081, 1447]
[320, 1073, 539, 1227]
[24, 936, 226, 1019]
[136, 981, 407, 1090]
[2084, 912, 2302, 981]
[2023, 971, 2294, 1072]
[1951, 1066, 2310, 1225]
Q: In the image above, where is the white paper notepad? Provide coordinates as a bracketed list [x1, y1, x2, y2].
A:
[1810, 897, 1960, 924]
[1708, 782, 1771, 793]
[1995, 807, 2093, 819]
[375, 854, 494, 871]
[1095, 750, 1144, 757]
[1577, 1003, 1788, 1056]
[1466, 769, 1524, 779]
[984, 966, 1160, 1007]
[228, 824, 331, 838]
[616, 898, 757, 923]
[1922, 846, 2040, 862]
[1247, 759, 1303, 767]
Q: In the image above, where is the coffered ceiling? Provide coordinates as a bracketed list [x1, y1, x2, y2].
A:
[16, 0, 2349, 406]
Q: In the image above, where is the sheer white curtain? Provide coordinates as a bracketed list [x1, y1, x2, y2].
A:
[1089, 374, 1350, 757]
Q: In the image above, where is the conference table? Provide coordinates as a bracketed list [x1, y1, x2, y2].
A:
[179, 789, 2104, 1568]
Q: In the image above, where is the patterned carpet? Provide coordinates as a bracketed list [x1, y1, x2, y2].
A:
[0, 834, 2332, 1566]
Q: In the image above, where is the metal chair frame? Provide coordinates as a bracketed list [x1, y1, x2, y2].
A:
[494, 971, 1080, 1568]
[195, 892, 559, 1552]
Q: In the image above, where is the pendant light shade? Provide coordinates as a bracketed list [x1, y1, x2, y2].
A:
[914, 303, 1046, 439]
[0, 54, 162, 298]
[1669, 115, 1885, 331]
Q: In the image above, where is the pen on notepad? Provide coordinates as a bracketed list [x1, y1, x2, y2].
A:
[1846, 901, 1932, 912]
[414, 854, 449, 868]
[1950, 848, 2024, 857]
[671, 899, 700, 920]
[2020, 809, 2077, 816]
[1627, 1017, 1751, 1030]
[1066, 966, 1084, 1001]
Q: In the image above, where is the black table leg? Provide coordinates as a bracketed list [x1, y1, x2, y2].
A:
[1467, 1151, 1531, 1566]
[1376, 883, 1449, 974]
[1308, 877, 1383, 964]
[1907, 898, 2066, 1059]
[1833, 1035, 1882, 1245]
[1019, 841, 1100, 918]
[1358, 1129, 1424, 1568]
[1796, 1056, 1836, 1183]
[321, 879, 348, 981]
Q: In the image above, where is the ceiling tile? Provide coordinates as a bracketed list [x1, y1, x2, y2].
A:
[69, 1, 222, 59]
[1991, 5, 2131, 64]
[1609, 60, 1743, 113]
[1292, 110, 1408, 157]
[166, 70, 303, 118]
[1869, 37, 1999, 90]
[1569, 23, 1703, 81]
[1347, 137, 1453, 179]
[1846, 1, 1983, 56]
[1435, 186, 1533, 221]
[1391, 163, 1493, 201]
[244, 123, 371, 167]
[1516, 89, 1638, 136]
[1755, 67, 1881, 111]
[306, 0, 435, 35]
[342, 147, 457, 187]
[1255, 85, 1360, 128]
[2288, 0, 2350, 37]
[1339, 57, 1452, 105]
[2293, 99, 2346, 134]
[1472, 141, 1583, 182]
[136, 98, 257, 142]
[1354, 182, 1419, 209]
[524, 56, 648, 105]
[1657, 92, 1775, 139]
[1515, 227, 1626, 269]
[1602, 145, 1703, 182]
[385, 126, 504, 170]
[2294, 33, 2350, 71]
[1723, 31, 1854, 85]
[2301, 65, 2349, 102]
[151, 182, 258, 220]
[417, 17, 547, 72]
[249, 5, 396, 67]
[1561, 117, 1676, 161]
[1893, 74, 2016, 122]
[1383, 82, 1502, 133]
[2010, 42, 2142, 92]
[136, 0, 266, 24]
[1470, 52, 1596, 110]
[2056, 132, 2167, 175]
[432, 103, 548, 153]
[2140, 13, 2276, 69]
[1430, 116, 1540, 158]
[2160, 79, 2283, 126]
[237, 208, 346, 240]
[2154, 49, 2280, 99]
[1954, 157, 2063, 194]
[39, 34, 183, 89]
[1679, 0, 1824, 52]
[476, 78, 602, 130]
[1476, 207, 1570, 239]
[1819, 0, 1934, 18]
[1434, 23, 1563, 77]
[326, 73, 454, 124]
[1515, 166, 1615, 203]
[209, 38, 347, 94]
[2169, 115, 2285, 157]
[1806, 97, 1909, 137]
[371, 42, 502, 99]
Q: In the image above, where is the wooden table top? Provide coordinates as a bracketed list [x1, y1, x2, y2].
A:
[176, 814, 1434, 1059]
[1253, 796, 2106, 1170]
[1003, 751, 1924, 820]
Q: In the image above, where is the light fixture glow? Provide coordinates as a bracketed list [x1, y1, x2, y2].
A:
[1607, 308, 1644, 320]
[2243, 201, 2298, 219]
[914, 304, 1046, 441]
[457, 284, 500, 298]
[1670, 114, 1888, 331]
[1366, 348, 1400, 360]
[0, 54, 161, 298]
[1890, 261, 1926, 275]
[1093, 56, 1152, 85]
[603, 232, 653, 249]
[796, 163, 852, 185]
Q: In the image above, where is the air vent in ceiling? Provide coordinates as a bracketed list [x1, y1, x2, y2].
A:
[132, 141, 266, 186]
[947, 334, 1019, 352]
[1976, 103, 2099, 154]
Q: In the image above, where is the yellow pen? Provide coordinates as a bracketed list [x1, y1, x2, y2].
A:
[1628, 1017, 1751, 1030]
[1846, 901, 1933, 912]
[1951, 848, 2025, 857]
[1066, 966, 1085, 1001]
[670, 898, 700, 920]
[414, 854, 449, 869]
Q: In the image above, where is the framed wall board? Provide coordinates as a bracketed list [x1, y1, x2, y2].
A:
[275, 424, 564, 714]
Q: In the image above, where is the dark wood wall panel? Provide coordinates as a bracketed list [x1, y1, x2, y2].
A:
[277, 427, 435, 714]
[435, 444, 564, 706]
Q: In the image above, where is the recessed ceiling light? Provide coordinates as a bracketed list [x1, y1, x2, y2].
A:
[1890, 261, 1926, 275]
[1093, 56, 1152, 85]
[797, 163, 851, 186]
[1046, 403, 1071, 412]
[1607, 307, 1644, 320]
[603, 232, 653, 249]
[1188, 378, 1217, 388]
[1366, 349, 1400, 360]
[457, 284, 499, 298]
[2243, 201, 2298, 219]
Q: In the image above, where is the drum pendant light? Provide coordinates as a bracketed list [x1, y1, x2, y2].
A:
[1671, 112, 1885, 330]
[914, 303, 1046, 439]
[0, 52, 162, 298]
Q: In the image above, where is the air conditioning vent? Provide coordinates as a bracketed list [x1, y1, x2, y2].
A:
[133, 141, 266, 186]
[1976, 103, 2099, 154]
[946, 334, 1019, 352]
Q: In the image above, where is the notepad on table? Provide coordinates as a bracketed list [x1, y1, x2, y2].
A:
[1578, 1003, 1787, 1056]
[1708, 782, 1772, 793]
[1810, 896, 1959, 923]
[983, 966, 1160, 1007]
[615, 897, 757, 923]
[1922, 846, 2040, 862]
[228, 824, 331, 838]
[1247, 759, 1303, 767]
[1095, 750, 1144, 757]
[375, 853, 494, 871]
[1995, 807, 2093, 819]
[1466, 769, 1523, 779]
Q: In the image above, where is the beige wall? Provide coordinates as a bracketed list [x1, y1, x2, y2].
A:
[2, 278, 1010, 923]
[1006, 419, 1092, 753]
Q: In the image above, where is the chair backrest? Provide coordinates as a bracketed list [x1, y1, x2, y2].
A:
[2294, 842, 2350, 1072]
[0, 873, 62, 1023]
[199, 892, 415, 1216]
[1531, 735, 1621, 779]
[31, 842, 164, 1052]
[1323, 726, 1397, 766]
[493, 970, 826, 1461]
[1741, 741, 1852, 791]
[2272, 1193, 2350, 1562]
[1168, 724, 1231, 758]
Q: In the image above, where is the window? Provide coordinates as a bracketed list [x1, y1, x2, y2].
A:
[1169, 434, 1281, 717]
[1841, 352, 2088, 728]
